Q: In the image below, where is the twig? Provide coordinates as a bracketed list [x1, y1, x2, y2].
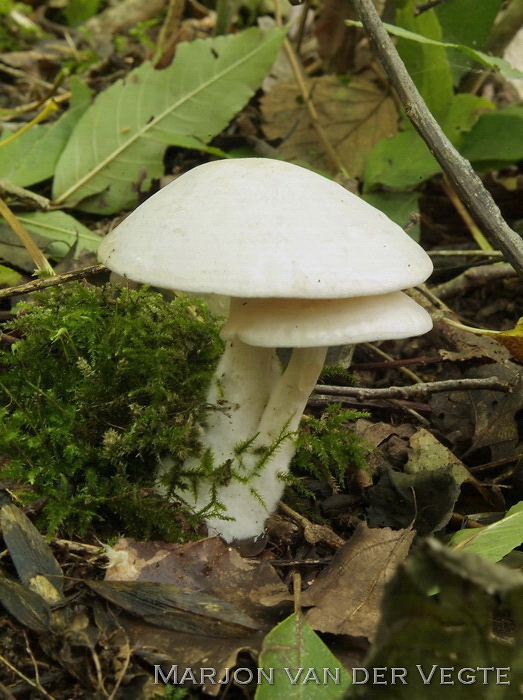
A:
[315, 377, 511, 401]
[486, 0, 523, 55]
[351, 0, 523, 278]
[0, 264, 108, 300]
[0, 654, 56, 700]
[363, 342, 424, 383]
[431, 262, 517, 300]
[428, 250, 503, 258]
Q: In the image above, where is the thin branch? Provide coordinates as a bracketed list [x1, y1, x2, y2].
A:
[315, 377, 511, 401]
[431, 262, 517, 300]
[0, 264, 108, 300]
[428, 250, 503, 258]
[351, 0, 523, 278]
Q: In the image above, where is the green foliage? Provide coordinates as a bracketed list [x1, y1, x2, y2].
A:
[0, 283, 223, 539]
[449, 501, 523, 564]
[293, 404, 370, 492]
[0, 264, 21, 286]
[62, 0, 104, 26]
[0, 1, 42, 51]
[434, 0, 502, 84]
[348, 3, 523, 195]
[52, 26, 286, 213]
[256, 612, 351, 700]
[0, 78, 92, 189]
[460, 104, 523, 169]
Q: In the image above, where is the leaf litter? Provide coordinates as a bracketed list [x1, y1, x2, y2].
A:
[1, 0, 523, 698]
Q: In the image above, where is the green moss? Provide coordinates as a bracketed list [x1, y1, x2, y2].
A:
[0, 283, 223, 540]
[293, 404, 370, 492]
[0, 283, 371, 541]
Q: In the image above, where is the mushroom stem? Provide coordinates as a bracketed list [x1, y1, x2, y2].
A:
[185, 345, 328, 543]
[257, 346, 328, 442]
[202, 338, 282, 462]
[241, 345, 328, 514]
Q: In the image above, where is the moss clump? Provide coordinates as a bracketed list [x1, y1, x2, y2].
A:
[293, 404, 370, 492]
[0, 283, 223, 540]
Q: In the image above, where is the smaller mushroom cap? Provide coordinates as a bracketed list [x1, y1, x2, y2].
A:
[221, 292, 432, 348]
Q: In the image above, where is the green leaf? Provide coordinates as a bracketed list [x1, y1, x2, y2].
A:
[435, 0, 502, 83]
[64, 0, 103, 25]
[256, 612, 351, 700]
[17, 211, 101, 256]
[0, 210, 100, 270]
[363, 130, 439, 190]
[363, 94, 493, 189]
[362, 191, 421, 241]
[0, 78, 92, 187]
[449, 501, 523, 564]
[346, 19, 523, 81]
[52, 27, 286, 213]
[394, 1, 453, 120]
[436, 0, 501, 48]
[460, 104, 523, 169]
[0, 264, 21, 286]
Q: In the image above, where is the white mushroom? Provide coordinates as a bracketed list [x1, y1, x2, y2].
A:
[98, 158, 433, 544]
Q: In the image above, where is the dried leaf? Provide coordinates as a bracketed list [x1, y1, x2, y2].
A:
[0, 574, 52, 632]
[261, 75, 397, 177]
[353, 539, 523, 699]
[367, 467, 459, 535]
[104, 537, 288, 624]
[101, 537, 290, 693]
[0, 504, 63, 601]
[405, 428, 471, 485]
[300, 522, 414, 640]
[86, 579, 258, 637]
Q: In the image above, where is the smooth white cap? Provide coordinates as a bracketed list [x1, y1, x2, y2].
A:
[98, 158, 433, 299]
[221, 292, 432, 347]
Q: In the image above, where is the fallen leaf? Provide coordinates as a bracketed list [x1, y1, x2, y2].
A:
[367, 467, 459, 535]
[0, 504, 64, 601]
[86, 580, 259, 637]
[405, 427, 471, 485]
[261, 75, 397, 178]
[102, 537, 290, 694]
[353, 539, 523, 698]
[300, 522, 414, 640]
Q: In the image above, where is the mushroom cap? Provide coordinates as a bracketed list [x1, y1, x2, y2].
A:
[221, 292, 433, 347]
[98, 158, 432, 299]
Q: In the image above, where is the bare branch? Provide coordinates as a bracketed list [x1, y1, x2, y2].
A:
[0, 264, 108, 300]
[314, 377, 511, 402]
[351, 0, 523, 278]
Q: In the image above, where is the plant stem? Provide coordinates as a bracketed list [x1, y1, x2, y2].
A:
[351, 0, 523, 278]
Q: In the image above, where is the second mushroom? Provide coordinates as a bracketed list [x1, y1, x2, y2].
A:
[98, 158, 433, 544]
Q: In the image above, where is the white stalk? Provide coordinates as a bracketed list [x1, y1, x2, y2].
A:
[205, 346, 327, 542]
[173, 339, 281, 525]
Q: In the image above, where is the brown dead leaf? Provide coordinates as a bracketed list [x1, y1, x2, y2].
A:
[300, 522, 414, 641]
[102, 537, 290, 693]
[104, 537, 286, 621]
[429, 318, 523, 461]
[261, 75, 397, 178]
